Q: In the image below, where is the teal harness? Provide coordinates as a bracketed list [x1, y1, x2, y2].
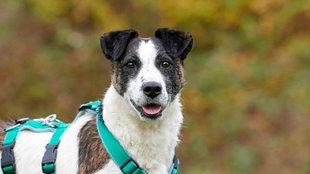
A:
[1, 115, 69, 174]
[1, 101, 179, 174]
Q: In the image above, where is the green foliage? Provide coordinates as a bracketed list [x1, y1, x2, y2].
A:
[1, 0, 310, 173]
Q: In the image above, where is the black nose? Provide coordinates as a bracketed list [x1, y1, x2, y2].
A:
[142, 82, 162, 99]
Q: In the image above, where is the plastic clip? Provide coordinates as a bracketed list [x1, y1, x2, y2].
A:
[41, 143, 58, 173]
[1, 143, 16, 174]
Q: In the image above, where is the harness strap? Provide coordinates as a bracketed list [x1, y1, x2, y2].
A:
[41, 121, 69, 174]
[80, 101, 146, 174]
[96, 113, 147, 174]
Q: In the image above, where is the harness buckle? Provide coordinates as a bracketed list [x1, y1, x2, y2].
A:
[171, 155, 179, 174]
[79, 101, 102, 112]
[120, 158, 146, 174]
[41, 143, 59, 173]
[1, 143, 16, 174]
[15, 118, 29, 125]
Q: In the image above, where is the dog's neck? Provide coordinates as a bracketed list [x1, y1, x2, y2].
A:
[102, 86, 183, 172]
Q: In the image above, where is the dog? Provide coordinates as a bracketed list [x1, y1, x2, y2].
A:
[0, 28, 193, 174]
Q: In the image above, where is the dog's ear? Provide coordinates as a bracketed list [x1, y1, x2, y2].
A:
[100, 29, 138, 61]
[155, 28, 193, 60]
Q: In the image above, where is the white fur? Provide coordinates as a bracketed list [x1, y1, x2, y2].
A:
[99, 86, 183, 173]
[0, 39, 183, 174]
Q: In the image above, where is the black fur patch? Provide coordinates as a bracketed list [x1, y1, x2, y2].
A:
[100, 29, 138, 61]
[152, 38, 185, 101]
[155, 28, 193, 60]
[111, 38, 142, 95]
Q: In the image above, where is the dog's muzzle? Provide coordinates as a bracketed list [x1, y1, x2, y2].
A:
[130, 99, 164, 119]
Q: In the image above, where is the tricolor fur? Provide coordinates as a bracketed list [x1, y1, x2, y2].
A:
[0, 28, 193, 174]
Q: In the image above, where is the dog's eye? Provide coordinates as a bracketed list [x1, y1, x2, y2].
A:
[125, 62, 135, 69]
[161, 61, 171, 68]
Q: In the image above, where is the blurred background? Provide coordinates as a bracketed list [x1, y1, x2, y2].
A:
[0, 0, 310, 173]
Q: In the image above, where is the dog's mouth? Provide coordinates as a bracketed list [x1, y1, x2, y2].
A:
[130, 100, 163, 119]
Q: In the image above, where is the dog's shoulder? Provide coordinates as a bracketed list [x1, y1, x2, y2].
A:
[77, 118, 111, 174]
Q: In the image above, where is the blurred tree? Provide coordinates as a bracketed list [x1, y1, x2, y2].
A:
[1, 0, 310, 173]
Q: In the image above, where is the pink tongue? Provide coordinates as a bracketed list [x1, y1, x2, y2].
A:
[142, 104, 162, 115]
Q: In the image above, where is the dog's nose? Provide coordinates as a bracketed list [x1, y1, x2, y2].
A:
[142, 82, 162, 99]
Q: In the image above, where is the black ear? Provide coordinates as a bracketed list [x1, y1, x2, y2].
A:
[100, 29, 138, 61]
[155, 28, 193, 60]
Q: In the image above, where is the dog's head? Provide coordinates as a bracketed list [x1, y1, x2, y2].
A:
[100, 28, 193, 120]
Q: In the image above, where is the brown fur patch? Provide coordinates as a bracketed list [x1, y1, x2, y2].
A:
[78, 119, 110, 174]
[176, 58, 185, 90]
[111, 62, 123, 94]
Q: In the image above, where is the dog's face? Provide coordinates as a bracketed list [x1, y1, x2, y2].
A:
[100, 28, 193, 120]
